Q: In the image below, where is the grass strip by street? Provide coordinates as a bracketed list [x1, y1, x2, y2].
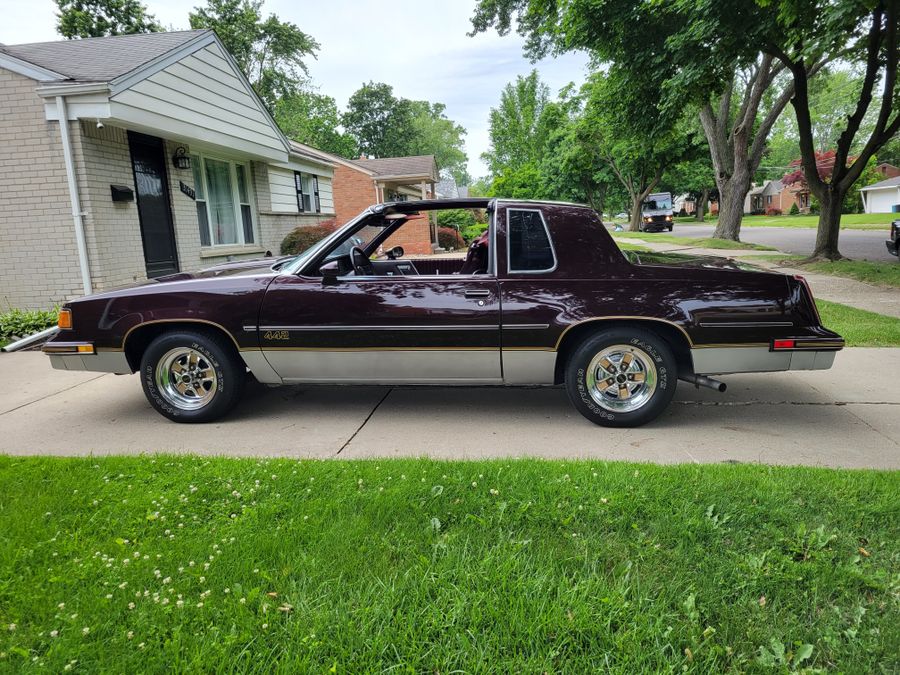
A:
[802, 260, 900, 289]
[613, 232, 775, 250]
[1, 457, 897, 672]
[672, 213, 894, 230]
[816, 299, 900, 347]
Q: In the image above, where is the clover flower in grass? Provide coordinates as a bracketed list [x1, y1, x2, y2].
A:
[50, 630, 58, 638]
[127, 631, 133, 640]
[82, 627, 89, 636]
[7, 624, 15, 632]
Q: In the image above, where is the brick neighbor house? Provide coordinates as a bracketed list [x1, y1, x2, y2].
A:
[287, 146, 441, 255]
[0, 30, 337, 310]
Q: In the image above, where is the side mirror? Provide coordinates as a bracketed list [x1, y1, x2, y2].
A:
[389, 245, 404, 259]
[320, 260, 341, 286]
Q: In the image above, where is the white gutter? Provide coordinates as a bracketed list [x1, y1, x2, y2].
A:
[56, 95, 92, 296]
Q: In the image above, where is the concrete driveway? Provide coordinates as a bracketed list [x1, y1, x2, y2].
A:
[1, 350, 897, 468]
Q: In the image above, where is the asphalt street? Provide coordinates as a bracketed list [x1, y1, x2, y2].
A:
[1, 350, 897, 468]
[662, 223, 895, 261]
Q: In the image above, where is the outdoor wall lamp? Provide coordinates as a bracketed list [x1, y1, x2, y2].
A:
[172, 147, 191, 170]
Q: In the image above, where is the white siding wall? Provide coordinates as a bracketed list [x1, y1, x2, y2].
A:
[864, 188, 900, 213]
[267, 165, 335, 215]
[109, 44, 286, 161]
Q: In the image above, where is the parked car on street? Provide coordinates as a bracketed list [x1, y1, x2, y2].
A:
[887, 219, 900, 258]
[44, 198, 844, 427]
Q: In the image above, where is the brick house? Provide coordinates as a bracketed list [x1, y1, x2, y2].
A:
[288, 146, 440, 254]
[0, 30, 336, 310]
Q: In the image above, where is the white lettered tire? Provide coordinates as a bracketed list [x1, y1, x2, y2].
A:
[140, 330, 245, 423]
[565, 327, 677, 427]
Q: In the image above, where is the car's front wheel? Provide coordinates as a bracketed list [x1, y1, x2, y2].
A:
[139, 330, 245, 423]
[564, 327, 677, 427]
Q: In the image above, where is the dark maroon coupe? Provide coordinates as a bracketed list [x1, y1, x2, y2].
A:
[43, 198, 844, 427]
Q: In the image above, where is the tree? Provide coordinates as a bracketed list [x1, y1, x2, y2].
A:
[341, 82, 416, 159]
[768, 1, 900, 259]
[189, 0, 319, 110]
[55, 0, 162, 38]
[407, 101, 469, 184]
[274, 91, 356, 158]
[575, 73, 695, 231]
[468, 0, 821, 241]
[664, 150, 716, 221]
[481, 71, 554, 177]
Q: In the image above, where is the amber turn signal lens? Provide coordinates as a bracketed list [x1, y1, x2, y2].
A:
[58, 309, 72, 330]
[76, 344, 94, 354]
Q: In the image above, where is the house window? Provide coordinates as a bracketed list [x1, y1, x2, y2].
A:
[191, 154, 256, 247]
[294, 171, 321, 213]
[507, 208, 556, 273]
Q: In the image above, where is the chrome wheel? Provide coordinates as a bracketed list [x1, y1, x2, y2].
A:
[585, 344, 657, 413]
[154, 347, 218, 411]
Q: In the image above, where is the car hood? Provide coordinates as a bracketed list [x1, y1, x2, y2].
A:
[624, 250, 770, 273]
[154, 256, 287, 282]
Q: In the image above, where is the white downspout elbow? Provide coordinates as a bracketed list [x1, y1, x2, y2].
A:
[56, 95, 92, 296]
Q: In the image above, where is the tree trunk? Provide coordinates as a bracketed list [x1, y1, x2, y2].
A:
[694, 188, 708, 221]
[810, 189, 845, 260]
[629, 198, 643, 232]
[712, 171, 750, 240]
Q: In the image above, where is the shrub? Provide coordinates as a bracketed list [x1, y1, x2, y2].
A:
[0, 308, 58, 342]
[765, 207, 782, 216]
[809, 198, 820, 215]
[436, 209, 477, 230]
[280, 220, 336, 255]
[437, 227, 465, 250]
[461, 222, 488, 242]
[789, 202, 800, 215]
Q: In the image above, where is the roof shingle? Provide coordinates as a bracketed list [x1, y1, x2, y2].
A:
[0, 30, 209, 83]
[351, 155, 437, 178]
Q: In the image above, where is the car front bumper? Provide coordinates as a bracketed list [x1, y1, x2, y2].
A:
[887, 238, 899, 257]
[46, 350, 131, 374]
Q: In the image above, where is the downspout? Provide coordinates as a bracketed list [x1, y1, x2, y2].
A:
[56, 95, 92, 296]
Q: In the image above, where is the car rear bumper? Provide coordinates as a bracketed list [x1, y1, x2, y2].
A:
[692, 340, 843, 375]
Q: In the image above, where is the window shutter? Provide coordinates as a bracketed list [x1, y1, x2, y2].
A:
[295, 171, 305, 212]
[313, 176, 321, 213]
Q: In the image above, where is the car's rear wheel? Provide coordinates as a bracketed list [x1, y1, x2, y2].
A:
[564, 327, 677, 427]
[139, 330, 245, 423]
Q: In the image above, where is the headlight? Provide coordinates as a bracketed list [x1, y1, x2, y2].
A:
[665, 215, 672, 221]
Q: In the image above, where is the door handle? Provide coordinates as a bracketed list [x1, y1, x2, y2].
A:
[464, 289, 491, 298]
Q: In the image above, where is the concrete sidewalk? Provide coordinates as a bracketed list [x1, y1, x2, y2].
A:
[0, 351, 897, 468]
[622, 237, 900, 318]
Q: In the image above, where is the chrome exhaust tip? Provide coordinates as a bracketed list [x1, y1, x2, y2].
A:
[679, 373, 727, 393]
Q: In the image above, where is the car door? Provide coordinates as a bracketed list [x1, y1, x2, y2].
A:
[256, 272, 502, 384]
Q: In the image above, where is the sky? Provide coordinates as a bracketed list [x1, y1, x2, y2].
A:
[0, 0, 590, 180]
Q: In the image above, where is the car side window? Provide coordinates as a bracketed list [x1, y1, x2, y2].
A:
[507, 208, 556, 273]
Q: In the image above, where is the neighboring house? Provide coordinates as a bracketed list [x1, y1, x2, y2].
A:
[859, 176, 900, 214]
[745, 180, 809, 215]
[295, 148, 441, 254]
[0, 30, 335, 310]
[874, 162, 900, 179]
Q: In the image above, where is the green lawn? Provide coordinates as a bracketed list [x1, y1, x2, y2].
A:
[673, 213, 894, 230]
[817, 299, 900, 346]
[613, 232, 775, 250]
[802, 260, 900, 289]
[1, 457, 897, 672]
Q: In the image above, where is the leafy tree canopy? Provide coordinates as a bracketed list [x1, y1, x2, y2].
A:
[274, 90, 356, 158]
[55, 0, 162, 38]
[342, 82, 469, 182]
[189, 0, 319, 110]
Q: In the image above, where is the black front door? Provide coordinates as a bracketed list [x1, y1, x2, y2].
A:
[128, 132, 179, 277]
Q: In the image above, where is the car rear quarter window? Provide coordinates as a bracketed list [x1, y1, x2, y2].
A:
[507, 209, 556, 273]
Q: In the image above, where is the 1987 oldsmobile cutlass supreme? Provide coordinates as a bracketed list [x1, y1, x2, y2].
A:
[43, 198, 844, 427]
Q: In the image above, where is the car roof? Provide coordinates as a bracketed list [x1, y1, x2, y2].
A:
[377, 197, 594, 214]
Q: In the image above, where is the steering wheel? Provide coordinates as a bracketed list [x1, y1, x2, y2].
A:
[349, 246, 374, 276]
